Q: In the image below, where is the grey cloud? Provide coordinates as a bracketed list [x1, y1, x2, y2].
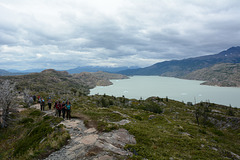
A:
[0, 0, 240, 70]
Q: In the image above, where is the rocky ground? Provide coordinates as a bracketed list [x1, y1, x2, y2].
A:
[30, 104, 136, 160]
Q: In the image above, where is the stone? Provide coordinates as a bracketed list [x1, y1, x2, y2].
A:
[80, 134, 99, 145]
[68, 144, 84, 151]
[45, 119, 136, 160]
[73, 137, 83, 143]
[94, 155, 114, 160]
[84, 128, 97, 134]
[182, 132, 191, 137]
[112, 111, 129, 118]
[113, 119, 131, 125]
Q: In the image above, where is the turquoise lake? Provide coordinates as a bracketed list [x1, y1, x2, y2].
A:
[90, 76, 240, 108]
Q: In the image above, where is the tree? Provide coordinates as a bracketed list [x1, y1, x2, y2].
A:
[0, 80, 16, 128]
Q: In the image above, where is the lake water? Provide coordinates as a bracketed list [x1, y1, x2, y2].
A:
[90, 76, 240, 108]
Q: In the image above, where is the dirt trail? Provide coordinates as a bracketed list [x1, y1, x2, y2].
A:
[30, 104, 136, 160]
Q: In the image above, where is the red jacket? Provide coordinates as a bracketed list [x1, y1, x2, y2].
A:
[56, 103, 62, 110]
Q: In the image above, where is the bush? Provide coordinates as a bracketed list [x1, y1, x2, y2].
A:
[144, 102, 163, 114]
[18, 118, 34, 124]
[29, 110, 42, 117]
[212, 129, 224, 136]
[198, 129, 206, 134]
[133, 115, 143, 121]
[13, 122, 53, 156]
[227, 107, 235, 116]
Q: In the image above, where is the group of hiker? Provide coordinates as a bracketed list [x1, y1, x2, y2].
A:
[38, 96, 71, 120]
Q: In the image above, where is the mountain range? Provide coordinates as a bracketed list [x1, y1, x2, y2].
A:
[118, 46, 240, 77]
[0, 69, 26, 76]
[66, 66, 139, 74]
[0, 66, 139, 76]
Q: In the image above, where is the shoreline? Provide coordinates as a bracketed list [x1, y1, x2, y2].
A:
[90, 76, 240, 108]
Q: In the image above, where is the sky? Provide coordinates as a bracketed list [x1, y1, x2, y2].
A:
[0, 0, 240, 70]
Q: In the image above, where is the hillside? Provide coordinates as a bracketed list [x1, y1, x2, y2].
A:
[1, 95, 240, 159]
[0, 69, 89, 95]
[184, 63, 240, 87]
[0, 69, 128, 95]
[119, 46, 240, 77]
[72, 71, 128, 88]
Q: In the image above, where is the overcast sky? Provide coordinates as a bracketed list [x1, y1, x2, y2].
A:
[0, 0, 240, 70]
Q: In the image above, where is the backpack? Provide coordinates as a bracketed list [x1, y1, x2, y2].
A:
[66, 104, 71, 110]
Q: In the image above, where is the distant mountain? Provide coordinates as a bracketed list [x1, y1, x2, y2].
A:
[184, 63, 240, 87]
[119, 46, 240, 77]
[22, 68, 45, 73]
[67, 66, 139, 74]
[7, 68, 45, 73]
[0, 69, 12, 76]
[0, 69, 26, 76]
[6, 69, 21, 73]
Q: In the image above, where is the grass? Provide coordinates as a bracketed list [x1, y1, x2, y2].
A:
[71, 95, 240, 160]
[0, 109, 70, 160]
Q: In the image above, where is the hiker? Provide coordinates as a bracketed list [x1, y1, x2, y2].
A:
[40, 98, 45, 111]
[57, 101, 62, 117]
[62, 101, 66, 119]
[29, 96, 33, 105]
[33, 95, 36, 102]
[54, 101, 58, 116]
[66, 100, 71, 120]
[38, 96, 41, 103]
[48, 97, 52, 110]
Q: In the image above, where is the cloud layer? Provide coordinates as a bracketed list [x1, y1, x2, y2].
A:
[1, 0, 240, 70]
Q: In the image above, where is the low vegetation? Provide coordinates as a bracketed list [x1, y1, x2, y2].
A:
[69, 95, 240, 160]
[0, 109, 70, 160]
[1, 92, 240, 159]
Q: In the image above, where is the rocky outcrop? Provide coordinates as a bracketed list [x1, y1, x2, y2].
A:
[73, 71, 128, 88]
[45, 119, 136, 160]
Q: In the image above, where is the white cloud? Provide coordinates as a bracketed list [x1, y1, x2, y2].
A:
[36, 54, 43, 58]
[0, 0, 240, 70]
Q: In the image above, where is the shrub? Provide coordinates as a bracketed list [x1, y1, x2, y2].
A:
[29, 110, 42, 117]
[133, 115, 143, 121]
[227, 107, 235, 116]
[212, 129, 224, 136]
[13, 122, 53, 156]
[18, 118, 34, 124]
[144, 102, 163, 114]
[198, 129, 206, 134]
